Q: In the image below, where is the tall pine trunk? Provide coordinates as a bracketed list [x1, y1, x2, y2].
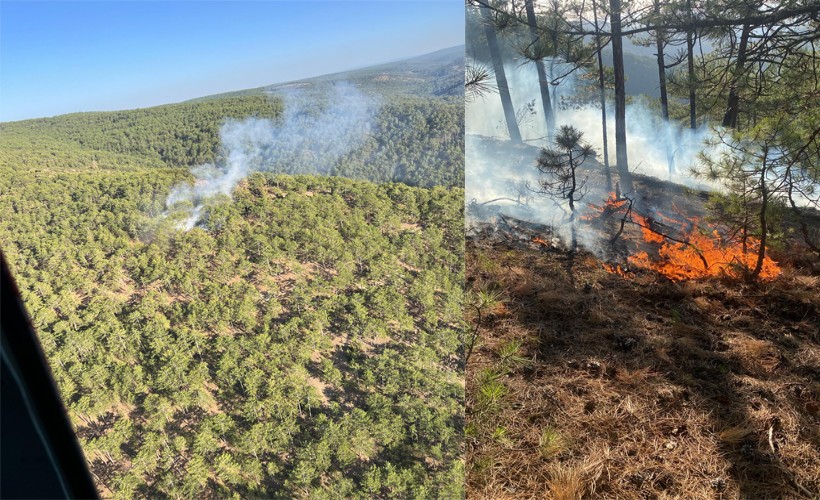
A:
[480, 4, 522, 144]
[525, 0, 555, 142]
[654, 0, 675, 179]
[610, 0, 633, 194]
[722, 24, 751, 129]
[592, 0, 612, 191]
[751, 150, 769, 280]
[568, 148, 578, 252]
[687, 0, 697, 129]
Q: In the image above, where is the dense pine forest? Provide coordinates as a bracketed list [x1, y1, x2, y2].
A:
[0, 48, 465, 498]
[0, 93, 463, 188]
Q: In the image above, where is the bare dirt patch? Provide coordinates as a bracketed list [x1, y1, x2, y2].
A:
[306, 376, 330, 406]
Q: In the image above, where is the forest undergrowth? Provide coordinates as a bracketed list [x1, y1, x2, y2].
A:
[466, 235, 820, 499]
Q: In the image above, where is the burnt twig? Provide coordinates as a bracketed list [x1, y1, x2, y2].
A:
[609, 195, 634, 245]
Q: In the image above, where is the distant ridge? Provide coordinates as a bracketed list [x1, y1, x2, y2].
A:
[189, 44, 465, 102]
[343, 45, 464, 71]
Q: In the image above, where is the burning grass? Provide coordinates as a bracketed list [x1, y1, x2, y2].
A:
[628, 218, 780, 281]
[588, 192, 782, 281]
[465, 235, 820, 499]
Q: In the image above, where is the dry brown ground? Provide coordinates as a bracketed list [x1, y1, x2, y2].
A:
[465, 237, 820, 499]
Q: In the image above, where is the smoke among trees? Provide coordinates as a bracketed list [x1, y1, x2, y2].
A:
[166, 83, 381, 229]
[466, 0, 819, 266]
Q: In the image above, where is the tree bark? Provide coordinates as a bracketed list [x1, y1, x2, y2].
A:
[655, 0, 675, 178]
[525, 0, 555, 142]
[592, 0, 612, 191]
[687, 32, 696, 129]
[480, 3, 523, 144]
[722, 24, 751, 129]
[610, 0, 633, 194]
[568, 149, 577, 252]
[687, 0, 697, 129]
[751, 149, 769, 280]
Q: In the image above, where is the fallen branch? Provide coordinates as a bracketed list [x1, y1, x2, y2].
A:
[609, 195, 634, 245]
[465, 303, 482, 367]
[767, 423, 815, 498]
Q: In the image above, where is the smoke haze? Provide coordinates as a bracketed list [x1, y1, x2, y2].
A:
[466, 59, 724, 254]
[166, 82, 380, 229]
[466, 60, 716, 185]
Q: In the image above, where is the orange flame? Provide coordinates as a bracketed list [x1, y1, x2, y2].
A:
[627, 221, 780, 280]
[633, 214, 666, 244]
[586, 196, 781, 281]
[603, 263, 629, 277]
[582, 192, 628, 221]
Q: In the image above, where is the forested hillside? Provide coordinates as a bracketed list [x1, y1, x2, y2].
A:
[0, 96, 283, 169]
[0, 93, 463, 189]
[0, 48, 465, 498]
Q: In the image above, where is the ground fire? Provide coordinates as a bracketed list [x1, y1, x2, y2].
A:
[590, 192, 781, 281]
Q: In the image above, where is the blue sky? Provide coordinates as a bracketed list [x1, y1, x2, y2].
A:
[0, 1, 464, 122]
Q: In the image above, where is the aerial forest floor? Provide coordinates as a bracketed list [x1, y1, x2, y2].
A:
[465, 231, 820, 498]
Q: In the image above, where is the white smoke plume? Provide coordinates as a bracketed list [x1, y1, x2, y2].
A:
[466, 59, 725, 254]
[467, 60, 717, 186]
[166, 82, 380, 229]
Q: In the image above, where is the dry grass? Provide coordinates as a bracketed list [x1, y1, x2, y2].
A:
[466, 237, 820, 499]
[545, 462, 585, 500]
